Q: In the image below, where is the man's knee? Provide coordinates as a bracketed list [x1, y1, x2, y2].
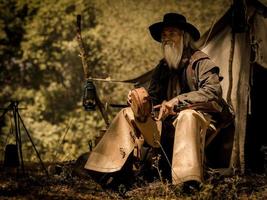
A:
[121, 107, 132, 114]
[172, 109, 200, 126]
[178, 109, 198, 120]
[116, 107, 132, 117]
[115, 107, 135, 125]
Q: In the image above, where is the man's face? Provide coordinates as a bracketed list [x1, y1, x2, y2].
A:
[161, 27, 183, 46]
[161, 26, 184, 69]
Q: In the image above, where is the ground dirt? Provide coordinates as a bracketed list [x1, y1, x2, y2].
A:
[0, 161, 266, 200]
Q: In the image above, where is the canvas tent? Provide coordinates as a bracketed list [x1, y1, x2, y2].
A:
[195, 0, 267, 172]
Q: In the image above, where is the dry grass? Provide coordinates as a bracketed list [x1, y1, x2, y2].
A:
[0, 162, 266, 200]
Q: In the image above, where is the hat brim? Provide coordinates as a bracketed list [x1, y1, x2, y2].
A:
[149, 21, 200, 42]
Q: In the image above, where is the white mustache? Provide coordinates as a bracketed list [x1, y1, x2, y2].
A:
[162, 40, 173, 46]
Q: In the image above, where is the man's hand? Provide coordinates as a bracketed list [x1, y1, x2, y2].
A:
[154, 98, 179, 120]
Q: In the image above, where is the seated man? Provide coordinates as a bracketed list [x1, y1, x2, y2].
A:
[84, 13, 233, 186]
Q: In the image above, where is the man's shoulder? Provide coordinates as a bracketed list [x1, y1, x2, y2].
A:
[190, 50, 210, 64]
[190, 50, 217, 69]
[188, 50, 221, 79]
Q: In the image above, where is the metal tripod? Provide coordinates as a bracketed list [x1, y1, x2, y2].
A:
[0, 100, 49, 177]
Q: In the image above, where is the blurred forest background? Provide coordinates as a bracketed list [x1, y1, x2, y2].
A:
[1, 0, 265, 163]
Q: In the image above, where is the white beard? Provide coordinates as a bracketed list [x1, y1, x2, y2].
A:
[163, 39, 183, 70]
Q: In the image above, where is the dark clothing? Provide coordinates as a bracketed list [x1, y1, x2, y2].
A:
[148, 50, 222, 106]
[148, 50, 234, 127]
[148, 49, 235, 169]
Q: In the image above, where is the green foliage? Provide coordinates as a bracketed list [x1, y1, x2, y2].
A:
[0, 0, 232, 161]
[0, 0, 27, 95]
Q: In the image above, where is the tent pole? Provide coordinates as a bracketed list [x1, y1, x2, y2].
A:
[226, 31, 235, 110]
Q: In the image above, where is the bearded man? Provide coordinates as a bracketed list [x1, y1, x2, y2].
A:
[84, 13, 234, 186]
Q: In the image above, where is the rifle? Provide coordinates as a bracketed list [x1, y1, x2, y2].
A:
[173, 101, 223, 113]
[152, 100, 223, 121]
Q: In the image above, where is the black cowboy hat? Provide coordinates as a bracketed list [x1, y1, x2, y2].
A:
[149, 13, 200, 42]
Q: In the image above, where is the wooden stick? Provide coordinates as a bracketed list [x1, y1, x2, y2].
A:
[76, 15, 89, 79]
[76, 15, 110, 127]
